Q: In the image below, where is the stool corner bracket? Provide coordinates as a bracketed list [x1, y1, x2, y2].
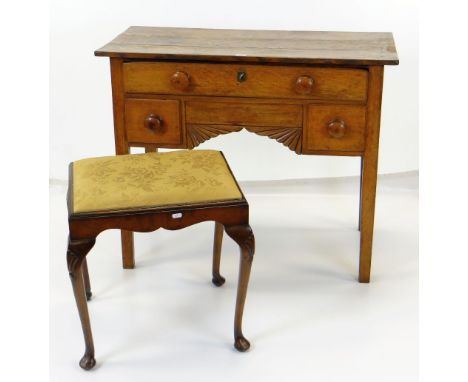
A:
[66, 237, 96, 275]
[224, 224, 255, 263]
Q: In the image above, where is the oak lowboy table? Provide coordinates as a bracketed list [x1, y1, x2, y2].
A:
[96, 26, 398, 283]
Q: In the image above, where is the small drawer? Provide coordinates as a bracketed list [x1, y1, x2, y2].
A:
[303, 105, 366, 152]
[124, 99, 181, 145]
[123, 62, 368, 102]
[186, 101, 302, 128]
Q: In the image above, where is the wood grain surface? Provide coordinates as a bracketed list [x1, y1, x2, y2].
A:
[96, 26, 399, 65]
[186, 101, 302, 127]
[303, 104, 367, 152]
[125, 98, 182, 144]
[99, 27, 398, 282]
[123, 62, 368, 101]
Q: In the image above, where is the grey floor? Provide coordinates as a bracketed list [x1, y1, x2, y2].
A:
[50, 172, 418, 381]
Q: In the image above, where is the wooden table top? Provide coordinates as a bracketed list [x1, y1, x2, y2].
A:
[95, 26, 399, 66]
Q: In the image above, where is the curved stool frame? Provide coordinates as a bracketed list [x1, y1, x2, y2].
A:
[66, 165, 255, 370]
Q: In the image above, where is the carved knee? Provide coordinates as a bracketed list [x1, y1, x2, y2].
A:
[67, 237, 96, 276]
[224, 224, 255, 263]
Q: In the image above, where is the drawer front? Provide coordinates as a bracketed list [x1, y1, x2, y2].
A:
[123, 62, 368, 102]
[304, 105, 366, 152]
[125, 99, 181, 145]
[186, 101, 302, 127]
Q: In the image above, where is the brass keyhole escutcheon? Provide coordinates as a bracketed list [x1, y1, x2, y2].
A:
[237, 70, 247, 82]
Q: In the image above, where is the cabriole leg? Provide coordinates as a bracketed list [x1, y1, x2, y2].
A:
[225, 224, 255, 352]
[67, 237, 97, 370]
[212, 222, 225, 286]
[82, 257, 92, 301]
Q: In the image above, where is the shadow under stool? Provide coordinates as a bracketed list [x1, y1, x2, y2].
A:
[66, 150, 255, 370]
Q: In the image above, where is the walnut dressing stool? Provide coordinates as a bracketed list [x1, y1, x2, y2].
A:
[66, 150, 255, 370]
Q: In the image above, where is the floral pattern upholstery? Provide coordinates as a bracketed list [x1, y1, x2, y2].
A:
[72, 150, 242, 213]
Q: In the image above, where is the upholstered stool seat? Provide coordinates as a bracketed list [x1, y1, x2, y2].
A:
[66, 150, 255, 370]
[72, 150, 243, 213]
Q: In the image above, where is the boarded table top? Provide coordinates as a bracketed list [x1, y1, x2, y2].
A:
[95, 26, 398, 66]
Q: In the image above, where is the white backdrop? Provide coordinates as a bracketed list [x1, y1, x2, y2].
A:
[50, 0, 418, 181]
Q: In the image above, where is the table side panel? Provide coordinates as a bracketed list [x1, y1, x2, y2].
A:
[186, 101, 303, 128]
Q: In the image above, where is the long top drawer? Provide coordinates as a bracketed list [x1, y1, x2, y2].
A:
[123, 62, 368, 102]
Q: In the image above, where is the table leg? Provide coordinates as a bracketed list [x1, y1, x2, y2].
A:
[358, 156, 363, 231]
[118, 147, 158, 269]
[121, 230, 135, 269]
[145, 146, 159, 153]
[359, 156, 378, 283]
[110, 58, 136, 270]
[358, 65, 384, 283]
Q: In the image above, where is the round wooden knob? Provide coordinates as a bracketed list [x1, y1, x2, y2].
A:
[144, 113, 163, 130]
[294, 75, 314, 95]
[327, 119, 346, 138]
[171, 71, 190, 90]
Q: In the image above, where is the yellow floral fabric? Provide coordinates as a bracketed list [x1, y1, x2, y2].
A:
[72, 150, 242, 214]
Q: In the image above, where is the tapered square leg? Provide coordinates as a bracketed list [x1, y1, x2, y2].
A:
[359, 156, 378, 283]
[110, 58, 136, 271]
[358, 66, 384, 283]
[121, 230, 135, 269]
[358, 156, 363, 231]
